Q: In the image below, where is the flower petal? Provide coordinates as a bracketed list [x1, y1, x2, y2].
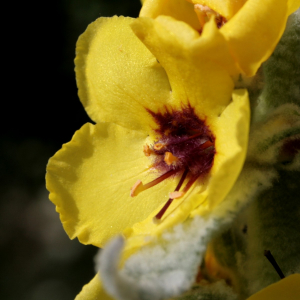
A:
[75, 274, 113, 300]
[46, 122, 177, 247]
[75, 16, 171, 131]
[246, 274, 300, 300]
[288, 0, 300, 14]
[140, 0, 201, 30]
[220, 0, 292, 76]
[191, 89, 250, 215]
[193, 16, 241, 76]
[131, 16, 234, 123]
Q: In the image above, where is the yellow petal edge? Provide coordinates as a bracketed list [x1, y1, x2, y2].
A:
[140, 0, 201, 30]
[75, 274, 113, 300]
[247, 274, 300, 300]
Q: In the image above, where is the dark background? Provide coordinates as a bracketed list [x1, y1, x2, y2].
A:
[1, 1, 141, 299]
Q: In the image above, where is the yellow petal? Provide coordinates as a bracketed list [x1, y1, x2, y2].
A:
[75, 16, 171, 132]
[220, 0, 290, 77]
[75, 274, 113, 300]
[188, 0, 247, 19]
[246, 274, 300, 300]
[131, 16, 234, 123]
[46, 122, 176, 247]
[193, 16, 241, 76]
[288, 0, 300, 14]
[140, 0, 201, 30]
[191, 89, 250, 215]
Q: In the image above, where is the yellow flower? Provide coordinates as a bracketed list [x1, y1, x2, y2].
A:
[47, 14, 249, 249]
[246, 274, 300, 300]
[140, 0, 300, 77]
[46, 13, 250, 299]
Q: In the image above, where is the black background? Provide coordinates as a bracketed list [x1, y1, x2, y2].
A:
[1, 1, 141, 299]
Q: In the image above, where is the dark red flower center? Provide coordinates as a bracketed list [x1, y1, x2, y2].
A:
[130, 104, 215, 220]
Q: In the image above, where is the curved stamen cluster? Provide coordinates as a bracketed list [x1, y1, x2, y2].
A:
[194, 4, 227, 30]
[131, 105, 215, 219]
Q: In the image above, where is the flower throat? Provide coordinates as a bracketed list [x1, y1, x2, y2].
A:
[130, 105, 215, 220]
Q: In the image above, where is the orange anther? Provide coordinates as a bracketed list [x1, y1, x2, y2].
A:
[195, 4, 215, 14]
[194, 4, 214, 27]
[169, 191, 184, 199]
[130, 180, 143, 197]
[154, 143, 165, 150]
[143, 144, 152, 156]
[194, 4, 226, 29]
[164, 152, 178, 166]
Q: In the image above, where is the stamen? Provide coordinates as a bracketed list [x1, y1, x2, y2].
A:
[164, 152, 178, 166]
[130, 169, 177, 197]
[167, 135, 212, 149]
[153, 143, 165, 150]
[162, 133, 210, 148]
[154, 198, 173, 222]
[182, 174, 200, 193]
[195, 4, 216, 16]
[144, 105, 216, 223]
[194, 4, 227, 29]
[200, 140, 213, 149]
[194, 4, 214, 27]
[143, 144, 152, 156]
[130, 180, 143, 197]
[154, 169, 189, 220]
[169, 191, 184, 199]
